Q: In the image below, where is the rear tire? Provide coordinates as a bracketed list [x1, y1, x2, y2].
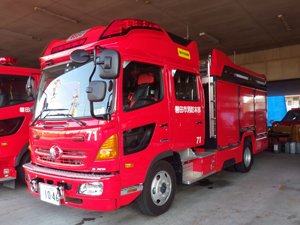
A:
[135, 160, 176, 216]
[234, 141, 252, 173]
[17, 151, 31, 184]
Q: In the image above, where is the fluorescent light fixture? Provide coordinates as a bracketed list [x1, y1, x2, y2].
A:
[234, 73, 249, 80]
[0, 28, 34, 40]
[277, 14, 291, 31]
[199, 32, 219, 44]
[34, 7, 78, 24]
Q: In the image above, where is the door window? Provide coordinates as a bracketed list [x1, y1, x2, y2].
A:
[122, 62, 163, 112]
[173, 70, 198, 102]
[0, 75, 30, 108]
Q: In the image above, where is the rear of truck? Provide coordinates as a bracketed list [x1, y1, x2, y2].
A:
[0, 57, 40, 188]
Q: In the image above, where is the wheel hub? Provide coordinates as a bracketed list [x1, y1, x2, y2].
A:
[150, 170, 172, 206]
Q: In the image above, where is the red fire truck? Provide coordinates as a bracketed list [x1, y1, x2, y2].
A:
[24, 19, 267, 215]
[0, 57, 40, 188]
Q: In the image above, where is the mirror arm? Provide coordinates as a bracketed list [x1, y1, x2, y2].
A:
[89, 102, 111, 120]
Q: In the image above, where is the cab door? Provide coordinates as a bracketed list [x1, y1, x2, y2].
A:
[118, 60, 171, 188]
[170, 69, 204, 151]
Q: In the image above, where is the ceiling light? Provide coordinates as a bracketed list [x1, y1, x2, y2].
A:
[199, 32, 219, 44]
[0, 28, 35, 40]
[34, 7, 78, 24]
[277, 14, 291, 31]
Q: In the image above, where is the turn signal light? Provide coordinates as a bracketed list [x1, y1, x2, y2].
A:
[124, 163, 134, 168]
[95, 134, 118, 160]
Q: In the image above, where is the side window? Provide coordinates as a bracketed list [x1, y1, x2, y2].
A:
[174, 70, 198, 101]
[0, 75, 31, 108]
[122, 62, 163, 112]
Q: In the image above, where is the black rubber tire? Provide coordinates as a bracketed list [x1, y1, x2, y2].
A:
[17, 151, 31, 184]
[225, 165, 236, 172]
[135, 160, 176, 216]
[234, 141, 253, 173]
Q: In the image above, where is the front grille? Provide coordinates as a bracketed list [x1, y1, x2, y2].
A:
[36, 147, 88, 167]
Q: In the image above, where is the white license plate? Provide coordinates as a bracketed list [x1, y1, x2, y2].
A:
[39, 183, 61, 206]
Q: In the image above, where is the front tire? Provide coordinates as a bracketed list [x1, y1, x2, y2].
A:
[234, 141, 252, 173]
[135, 160, 176, 216]
[17, 151, 31, 184]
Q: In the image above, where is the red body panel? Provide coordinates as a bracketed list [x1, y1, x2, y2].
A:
[0, 66, 41, 182]
[24, 19, 267, 212]
[216, 81, 239, 149]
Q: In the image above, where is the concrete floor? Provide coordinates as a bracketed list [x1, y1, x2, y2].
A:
[1, 151, 300, 225]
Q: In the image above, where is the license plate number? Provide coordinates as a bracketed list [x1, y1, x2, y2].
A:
[39, 183, 61, 206]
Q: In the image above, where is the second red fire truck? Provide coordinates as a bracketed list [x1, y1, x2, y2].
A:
[0, 57, 40, 188]
[24, 19, 267, 215]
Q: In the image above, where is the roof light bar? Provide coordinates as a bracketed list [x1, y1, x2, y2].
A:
[100, 19, 162, 40]
[0, 57, 18, 66]
[51, 38, 87, 54]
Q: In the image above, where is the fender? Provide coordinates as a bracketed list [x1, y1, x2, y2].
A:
[241, 131, 255, 151]
[144, 150, 173, 182]
[15, 142, 29, 167]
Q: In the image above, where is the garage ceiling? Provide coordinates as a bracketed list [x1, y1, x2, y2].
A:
[0, 0, 299, 72]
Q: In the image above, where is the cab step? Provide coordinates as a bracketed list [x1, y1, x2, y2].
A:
[178, 148, 217, 185]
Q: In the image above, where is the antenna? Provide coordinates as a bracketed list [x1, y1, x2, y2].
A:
[186, 25, 189, 40]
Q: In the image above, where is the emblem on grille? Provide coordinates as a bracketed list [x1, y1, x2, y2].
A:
[49, 145, 63, 160]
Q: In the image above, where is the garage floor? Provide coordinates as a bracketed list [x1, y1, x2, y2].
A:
[1, 151, 299, 225]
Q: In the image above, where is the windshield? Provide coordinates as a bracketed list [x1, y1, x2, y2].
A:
[34, 61, 115, 120]
[0, 75, 30, 108]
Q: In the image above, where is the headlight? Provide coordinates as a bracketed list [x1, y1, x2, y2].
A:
[78, 182, 103, 196]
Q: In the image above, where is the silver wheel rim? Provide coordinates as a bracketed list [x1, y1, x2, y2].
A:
[150, 170, 172, 206]
[244, 147, 251, 168]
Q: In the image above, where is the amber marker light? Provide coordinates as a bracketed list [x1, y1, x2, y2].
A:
[1, 143, 8, 146]
[124, 163, 134, 168]
[95, 134, 118, 160]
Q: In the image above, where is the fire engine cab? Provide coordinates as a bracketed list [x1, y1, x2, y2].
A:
[24, 19, 267, 215]
[0, 57, 40, 188]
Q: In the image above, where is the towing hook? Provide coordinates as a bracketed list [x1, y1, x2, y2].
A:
[30, 179, 38, 193]
[57, 186, 65, 200]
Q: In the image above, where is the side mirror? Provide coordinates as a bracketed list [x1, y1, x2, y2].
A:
[26, 75, 35, 99]
[86, 81, 106, 102]
[98, 49, 120, 79]
[70, 49, 90, 64]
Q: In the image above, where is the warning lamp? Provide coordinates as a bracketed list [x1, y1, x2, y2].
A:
[0, 57, 17, 66]
[100, 19, 162, 40]
[51, 38, 87, 54]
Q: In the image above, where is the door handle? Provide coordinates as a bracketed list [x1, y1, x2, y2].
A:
[159, 123, 169, 127]
[196, 121, 202, 124]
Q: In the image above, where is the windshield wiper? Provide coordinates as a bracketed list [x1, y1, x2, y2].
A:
[30, 108, 68, 126]
[48, 113, 87, 127]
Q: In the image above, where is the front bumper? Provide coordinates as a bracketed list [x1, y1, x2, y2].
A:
[23, 163, 120, 211]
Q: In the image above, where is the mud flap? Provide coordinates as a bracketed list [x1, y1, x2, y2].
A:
[3, 179, 15, 189]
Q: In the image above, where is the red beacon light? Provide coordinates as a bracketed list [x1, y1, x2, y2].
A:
[0, 57, 18, 66]
[100, 19, 162, 40]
